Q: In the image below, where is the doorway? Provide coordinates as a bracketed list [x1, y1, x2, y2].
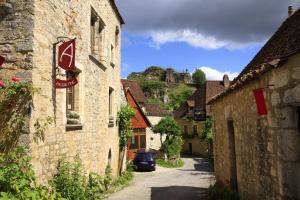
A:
[189, 143, 193, 155]
[227, 119, 238, 190]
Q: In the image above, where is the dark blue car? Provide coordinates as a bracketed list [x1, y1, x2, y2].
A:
[133, 152, 156, 171]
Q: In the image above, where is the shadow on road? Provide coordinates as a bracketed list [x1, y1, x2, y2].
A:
[178, 157, 213, 175]
[151, 186, 209, 200]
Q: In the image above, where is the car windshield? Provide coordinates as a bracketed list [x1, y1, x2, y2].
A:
[136, 153, 153, 161]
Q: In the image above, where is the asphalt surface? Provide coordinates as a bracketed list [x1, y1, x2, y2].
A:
[107, 157, 214, 200]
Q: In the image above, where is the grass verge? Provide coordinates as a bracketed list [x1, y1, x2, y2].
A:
[156, 159, 184, 168]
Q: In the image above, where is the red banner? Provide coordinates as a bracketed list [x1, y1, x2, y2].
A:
[55, 78, 78, 89]
[58, 40, 75, 70]
[253, 88, 268, 116]
[0, 55, 5, 67]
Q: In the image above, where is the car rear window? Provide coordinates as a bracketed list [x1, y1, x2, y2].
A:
[136, 153, 153, 161]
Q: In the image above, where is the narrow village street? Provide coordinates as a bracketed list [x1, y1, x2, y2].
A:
[107, 157, 214, 200]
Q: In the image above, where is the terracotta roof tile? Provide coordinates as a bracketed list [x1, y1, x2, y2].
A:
[121, 80, 147, 104]
[144, 103, 172, 117]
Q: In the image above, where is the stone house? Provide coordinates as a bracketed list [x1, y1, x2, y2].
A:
[209, 8, 300, 200]
[174, 79, 227, 156]
[0, 0, 124, 184]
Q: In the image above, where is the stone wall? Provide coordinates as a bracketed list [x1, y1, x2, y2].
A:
[211, 53, 300, 200]
[0, 0, 34, 81]
[0, 0, 122, 185]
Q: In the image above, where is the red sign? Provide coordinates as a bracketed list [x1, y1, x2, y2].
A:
[58, 40, 75, 70]
[55, 78, 78, 89]
[0, 55, 5, 67]
[253, 88, 268, 116]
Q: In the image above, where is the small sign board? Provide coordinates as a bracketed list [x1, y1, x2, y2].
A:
[55, 78, 78, 89]
[58, 40, 76, 71]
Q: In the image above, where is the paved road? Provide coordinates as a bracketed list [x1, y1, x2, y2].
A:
[107, 157, 214, 200]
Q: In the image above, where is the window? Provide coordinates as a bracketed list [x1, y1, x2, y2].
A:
[90, 8, 105, 58]
[140, 135, 146, 149]
[129, 135, 139, 149]
[66, 71, 81, 127]
[115, 26, 120, 47]
[109, 87, 114, 117]
[193, 125, 198, 134]
[110, 44, 115, 66]
[184, 125, 188, 135]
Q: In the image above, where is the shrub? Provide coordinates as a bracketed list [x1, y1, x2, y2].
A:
[85, 173, 105, 200]
[0, 147, 64, 200]
[156, 159, 184, 168]
[104, 165, 113, 191]
[161, 136, 183, 158]
[51, 158, 86, 200]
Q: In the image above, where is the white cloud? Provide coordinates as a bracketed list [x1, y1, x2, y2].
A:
[197, 66, 239, 80]
[149, 29, 258, 50]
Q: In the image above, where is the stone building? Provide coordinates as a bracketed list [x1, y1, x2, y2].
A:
[0, 0, 124, 184]
[209, 8, 300, 200]
[174, 79, 227, 156]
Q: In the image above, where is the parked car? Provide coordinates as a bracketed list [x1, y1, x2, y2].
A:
[133, 152, 156, 171]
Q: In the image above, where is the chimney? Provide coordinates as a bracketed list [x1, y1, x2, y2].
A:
[288, 6, 294, 17]
[223, 74, 230, 89]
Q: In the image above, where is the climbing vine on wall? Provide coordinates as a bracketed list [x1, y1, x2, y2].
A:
[0, 77, 52, 153]
[117, 105, 135, 148]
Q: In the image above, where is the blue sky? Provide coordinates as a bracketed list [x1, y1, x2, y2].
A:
[121, 32, 262, 79]
[117, 0, 299, 80]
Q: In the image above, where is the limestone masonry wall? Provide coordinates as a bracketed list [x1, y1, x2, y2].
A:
[0, 0, 122, 185]
[211, 53, 300, 200]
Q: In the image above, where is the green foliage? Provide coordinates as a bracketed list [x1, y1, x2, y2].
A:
[0, 81, 34, 153]
[51, 158, 86, 200]
[118, 105, 135, 148]
[156, 159, 184, 168]
[130, 77, 166, 97]
[161, 136, 183, 158]
[104, 165, 113, 191]
[0, 80, 52, 153]
[208, 182, 239, 200]
[0, 147, 64, 200]
[192, 69, 207, 86]
[85, 173, 105, 200]
[108, 164, 134, 193]
[200, 118, 213, 143]
[152, 117, 181, 138]
[168, 89, 193, 111]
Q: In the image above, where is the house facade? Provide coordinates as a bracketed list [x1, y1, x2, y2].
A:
[144, 103, 171, 150]
[174, 79, 227, 156]
[0, 0, 124, 184]
[123, 88, 151, 160]
[210, 8, 300, 200]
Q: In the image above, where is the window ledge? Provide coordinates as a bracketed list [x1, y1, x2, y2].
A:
[89, 55, 106, 71]
[66, 124, 83, 132]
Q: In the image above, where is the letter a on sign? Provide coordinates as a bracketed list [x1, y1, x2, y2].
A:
[0, 55, 5, 67]
[253, 88, 268, 116]
[58, 40, 75, 70]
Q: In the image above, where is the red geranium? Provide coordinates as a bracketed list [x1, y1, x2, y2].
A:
[0, 80, 5, 87]
[11, 76, 21, 83]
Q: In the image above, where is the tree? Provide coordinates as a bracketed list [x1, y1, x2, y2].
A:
[192, 69, 207, 86]
[200, 118, 213, 161]
[152, 117, 181, 146]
